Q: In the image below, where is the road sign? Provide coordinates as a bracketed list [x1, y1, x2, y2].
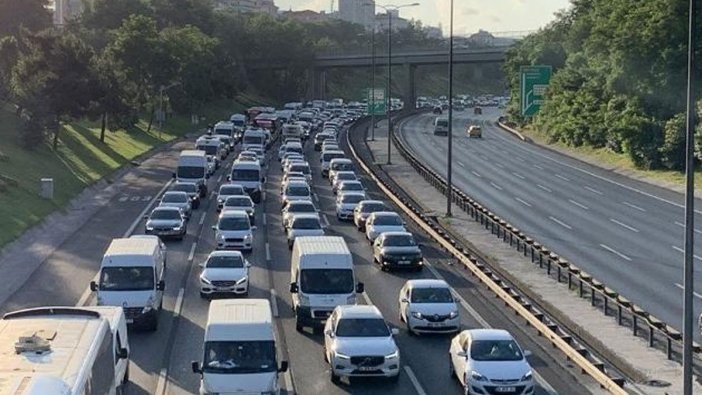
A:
[520, 65, 551, 117]
[366, 88, 386, 115]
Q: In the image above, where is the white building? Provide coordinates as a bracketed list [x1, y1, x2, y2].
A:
[339, 0, 375, 30]
[375, 10, 410, 32]
[214, 0, 278, 15]
[51, 0, 83, 25]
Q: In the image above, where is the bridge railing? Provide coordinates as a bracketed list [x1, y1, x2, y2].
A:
[314, 43, 512, 58]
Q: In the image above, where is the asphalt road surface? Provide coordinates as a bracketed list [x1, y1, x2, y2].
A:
[0, 124, 601, 395]
[399, 107, 702, 338]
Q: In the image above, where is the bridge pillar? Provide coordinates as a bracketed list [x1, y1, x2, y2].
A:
[312, 68, 327, 100]
[404, 64, 417, 110]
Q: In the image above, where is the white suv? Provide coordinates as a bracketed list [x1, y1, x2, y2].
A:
[323, 305, 400, 383]
[213, 210, 255, 251]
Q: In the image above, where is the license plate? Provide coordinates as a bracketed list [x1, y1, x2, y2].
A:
[495, 387, 516, 393]
[398, 260, 410, 265]
[358, 366, 376, 371]
[427, 322, 441, 327]
[126, 319, 134, 324]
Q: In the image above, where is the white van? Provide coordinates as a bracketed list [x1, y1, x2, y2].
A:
[196, 135, 227, 161]
[282, 124, 304, 140]
[434, 117, 449, 136]
[328, 158, 355, 183]
[230, 160, 264, 203]
[242, 129, 267, 152]
[0, 306, 130, 395]
[175, 150, 208, 197]
[192, 299, 289, 395]
[212, 121, 235, 150]
[289, 236, 364, 332]
[91, 237, 166, 331]
[320, 150, 346, 177]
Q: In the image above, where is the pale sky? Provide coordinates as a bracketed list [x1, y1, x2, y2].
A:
[276, 0, 572, 35]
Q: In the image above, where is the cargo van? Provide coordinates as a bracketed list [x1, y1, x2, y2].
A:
[289, 236, 364, 331]
[90, 238, 166, 331]
[192, 300, 288, 395]
[230, 160, 264, 203]
[0, 306, 130, 395]
[196, 135, 227, 161]
[213, 121, 235, 150]
[434, 117, 449, 136]
[242, 129, 267, 152]
[175, 150, 208, 197]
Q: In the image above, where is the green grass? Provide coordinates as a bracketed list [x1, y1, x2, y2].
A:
[0, 95, 262, 247]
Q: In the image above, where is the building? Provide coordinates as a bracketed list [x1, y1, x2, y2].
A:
[281, 10, 335, 24]
[51, 0, 83, 25]
[463, 30, 517, 47]
[338, 0, 375, 30]
[214, 0, 278, 15]
[375, 10, 410, 32]
[424, 26, 443, 39]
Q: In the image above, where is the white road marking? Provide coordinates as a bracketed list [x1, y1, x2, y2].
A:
[130, 196, 140, 201]
[610, 218, 639, 233]
[515, 156, 526, 163]
[174, 288, 185, 316]
[154, 368, 168, 395]
[270, 289, 279, 317]
[674, 283, 702, 299]
[404, 366, 428, 395]
[262, 215, 267, 226]
[495, 162, 505, 169]
[187, 242, 197, 261]
[533, 164, 544, 170]
[490, 182, 503, 190]
[198, 212, 206, 225]
[671, 245, 702, 261]
[512, 172, 525, 180]
[674, 221, 702, 234]
[265, 243, 271, 261]
[622, 201, 646, 212]
[515, 197, 532, 207]
[157, 288, 185, 395]
[142, 195, 152, 201]
[537, 184, 552, 193]
[361, 291, 373, 305]
[600, 244, 632, 261]
[554, 173, 570, 182]
[584, 186, 603, 195]
[283, 371, 294, 393]
[262, 191, 267, 202]
[313, 193, 320, 202]
[549, 216, 572, 230]
[118, 196, 128, 202]
[321, 214, 330, 227]
[457, 161, 466, 168]
[568, 199, 589, 210]
[471, 170, 482, 178]
[217, 174, 223, 183]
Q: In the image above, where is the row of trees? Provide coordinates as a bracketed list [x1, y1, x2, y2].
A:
[504, 0, 701, 170]
[0, 0, 444, 150]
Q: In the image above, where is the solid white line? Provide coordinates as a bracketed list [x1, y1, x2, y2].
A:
[671, 245, 702, 261]
[187, 242, 197, 261]
[674, 221, 702, 234]
[174, 287, 185, 316]
[674, 283, 702, 299]
[554, 173, 570, 182]
[622, 201, 646, 212]
[533, 164, 544, 170]
[490, 182, 503, 191]
[457, 161, 466, 168]
[584, 186, 603, 195]
[471, 170, 482, 178]
[537, 184, 552, 193]
[610, 218, 639, 233]
[512, 172, 525, 180]
[124, 180, 174, 237]
[568, 199, 589, 210]
[262, 215, 267, 226]
[600, 244, 632, 261]
[270, 289, 279, 317]
[217, 174, 223, 183]
[265, 243, 271, 261]
[404, 366, 428, 395]
[283, 371, 293, 393]
[321, 214, 330, 227]
[361, 291, 373, 305]
[515, 197, 532, 207]
[198, 212, 206, 225]
[154, 367, 168, 395]
[549, 216, 572, 230]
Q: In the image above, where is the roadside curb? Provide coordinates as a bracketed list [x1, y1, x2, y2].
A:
[496, 120, 530, 142]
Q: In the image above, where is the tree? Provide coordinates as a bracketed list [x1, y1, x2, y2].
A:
[0, 0, 52, 38]
[81, 0, 152, 31]
[151, 0, 214, 33]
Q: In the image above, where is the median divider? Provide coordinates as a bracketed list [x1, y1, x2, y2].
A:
[346, 114, 633, 393]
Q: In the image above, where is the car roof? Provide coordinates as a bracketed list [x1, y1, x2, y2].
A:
[339, 191, 365, 197]
[163, 191, 187, 197]
[287, 180, 309, 187]
[380, 231, 412, 238]
[336, 304, 383, 319]
[371, 211, 400, 217]
[152, 206, 180, 212]
[464, 329, 513, 341]
[219, 210, 249, 218]
[225, 195, 252, 202]
[208, 250, 244, 258]
[360, 200, 384, 205]
[339, 180, 362, 185]
[406, 279, 449, 289]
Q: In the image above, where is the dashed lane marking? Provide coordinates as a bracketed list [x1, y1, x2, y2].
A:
[404, 366, 428, 395]
[609, 218, 639, 233]
[537, 184, 552, 193]
[270, 289, 279, 317]
[549, 216, 572, 230]
[265, 242, 271, 261]
[584, 186, 603, 195]
[490, 182, 503, 191]
[568, 199, 589, 210]
[600, 244, 632, 261]
[554, 174, 570, 182]
[187, 242, 197, 262]
[515, 197, 532, 207]
[623, 201, 646, 212]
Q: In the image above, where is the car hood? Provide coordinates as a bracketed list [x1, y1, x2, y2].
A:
[160, 202, 189, 209]
[201, 268, 248, 282]
[289, 229, 325, 238]
[216, 230, 252, 237]
[99, 290, 154, 308]
[469, 360, 531, 381]
[408, 302, 457, 316]
[369, 225, 406, 234]
[381, 246, 421, 255]
[333, 336, 398, 356]
[147, 219, 182, 227]
[202, 371, 276, 393]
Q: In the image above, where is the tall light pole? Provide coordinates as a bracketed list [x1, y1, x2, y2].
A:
[446, 0, 454, 217]
[371, 25, 377, 140]
[159, 82, 181, 140]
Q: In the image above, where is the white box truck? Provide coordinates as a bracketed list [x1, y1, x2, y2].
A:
[289, 236, 364, 332]
[90, 237, 166, 331]
[192, 299, 288, 395]
[175, 150, 209, 197]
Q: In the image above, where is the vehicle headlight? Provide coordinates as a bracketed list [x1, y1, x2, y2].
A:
[146, 225, 154, 231]
[200, 276, 212, 285]
[173, 226, 182, 231]
[471, 370, 487, 382]
[236, 277, 248, 284]
[521, 370, 533, 381]
[218, 198, 224, 204]
[449, 310, 459, 319]
[385, 350, 399, 359]
[411, 311, 423, 319]
[216, 233, 225, 241]
[244, 234, 253, 241]
[334, 351, 351, 360]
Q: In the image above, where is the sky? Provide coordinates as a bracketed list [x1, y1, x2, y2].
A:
[275, 0, 572, 35]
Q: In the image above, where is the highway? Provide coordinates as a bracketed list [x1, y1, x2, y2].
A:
[398, 108, 702, 338]
[0, 123, 600, 395]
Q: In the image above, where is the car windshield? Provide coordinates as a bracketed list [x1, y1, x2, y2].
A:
[437, 119, 448, 127]
[300, 269, 354, 294]
[225, 197, 253, 207]
[411, 287, 453, 303]
[172, 184, 197, 193]
[218, 217, 250, 230]
[220, 186, 244, 196]
[99, 267, 154, 291]
[214, 128, 231, 136]
[286, 185, 309, 196]
[331, 162, 354, 171]
[243, 135, 264, 145]
[287, 146, 303, 154]
[341, 194, 364, 204]
[292, 217, 321, 229]
[383, 234, 416, 247]
[163, 193, 187, 203]
[335, 318, 390, 337]
[150, 210, 181, 220]
[289, 203, 316, 213]
[290, 165, 310, 174]
[470, 340, 524, 362]
[361, 203, 386, 213]
[374, 215, 402, 226]
[337, 173, 356, 181]
[206, 255, 245, 268]
[203, 341, 276, 374]
[231, 169, 260, 181]
[340, 183, 363, 191]
[197, 145, 219, 156]
[324, 153, 345, 162]
[177, 166, 204, 178]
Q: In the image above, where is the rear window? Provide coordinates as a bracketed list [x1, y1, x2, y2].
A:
[323, 153, 345, 162]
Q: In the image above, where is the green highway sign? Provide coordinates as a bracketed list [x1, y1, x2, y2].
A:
[366, 88, 386, 115]
[520, 65, 552, 117]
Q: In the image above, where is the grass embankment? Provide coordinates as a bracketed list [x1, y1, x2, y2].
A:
[0, 94, 265, 247]
[519, 125, 702, 192]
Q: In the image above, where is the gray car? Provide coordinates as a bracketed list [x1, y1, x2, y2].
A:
[170, 182, 201, 209]
[372, 231, 423, 271]
[159, 191, 193, 219]
[145, 206, 187, 240]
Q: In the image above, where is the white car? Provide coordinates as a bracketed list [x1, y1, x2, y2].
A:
[335, 180, 365, 196]
[213, 210, 255, 252]
[221, 195, 255, 224]
[286, 162, 312, 183]
[331, 171, 357, 193]
[282, 180, 312, 207]
[282, 157, 305, 171]
[365, 211, 406, 242]
[281, 200, 319, 229]
[398, 279, 459, 334]
[335, 191, 366, 220]
[353, 200, 387, 231]
[159, 191, 192, 219]
[206, 155, 216, 175]
[286, 214, 324, 249]
[281, 175, 307, 194]
[248, 146, 265, 165]
[216, 184, 247, 211]
[323, 305, 400, 383]
[449, 329, 534, 395]
[199, 251, 251, 298]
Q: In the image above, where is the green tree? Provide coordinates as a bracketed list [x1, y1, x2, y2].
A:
[81, 0, 152, 31]
[0, 0, 52, 38]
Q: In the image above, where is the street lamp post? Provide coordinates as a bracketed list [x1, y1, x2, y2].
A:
[446, 0, 454, 217]
[371, 25, 377, 140]
[158, 82, 181, 140]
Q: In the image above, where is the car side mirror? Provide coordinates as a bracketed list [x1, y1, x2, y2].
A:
[191, 361, 202, 374]
[278, 360, 289, 373]
[245, 262, 252, 268]
[325, 329, 334, 338]
[227, 176, 231, 181]
[290, 282, 299, 293]
[157, 280, 166, 291]
[172, 172, 176, 179]
[391, 327, 400, 336]
[90, 281, 98, 292]
[117, 347, 129, 359]
[523, 350, 533, 358]
[356, 282, 365, 293]
[261, 177, 266, 183]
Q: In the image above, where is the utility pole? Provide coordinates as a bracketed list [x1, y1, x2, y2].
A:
[386, 9, 393, 164]
[446, 0, 454, 217]
[371, 25, 376, 140]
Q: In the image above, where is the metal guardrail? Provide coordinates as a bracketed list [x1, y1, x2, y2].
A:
[345, 114, 629, 394]
[388, 114, 702, 376]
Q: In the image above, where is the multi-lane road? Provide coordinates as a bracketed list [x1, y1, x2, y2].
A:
[398, 108, 702, 337]
[0, 123, 602, 395]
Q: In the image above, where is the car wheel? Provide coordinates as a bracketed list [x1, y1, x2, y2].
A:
[295, 316, 304, 332]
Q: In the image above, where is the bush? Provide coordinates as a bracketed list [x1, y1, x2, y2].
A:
[18, 117, 44, 149]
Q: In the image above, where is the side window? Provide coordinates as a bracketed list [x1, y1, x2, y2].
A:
[114, 332, 122, 362]
[88, 332, 116, 394]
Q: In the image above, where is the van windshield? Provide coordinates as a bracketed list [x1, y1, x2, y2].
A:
[204, 341, 276, 374]
[231, 169, 260, 181]
[437, 119, 449, 127]
[99, 267, 154, 291]
[300, 269, 354, 294]
[244, 135, 264, 145]
[214, 128, 232, 137]
[178, 166, 205, 179]
[197, 145, 219, 156]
